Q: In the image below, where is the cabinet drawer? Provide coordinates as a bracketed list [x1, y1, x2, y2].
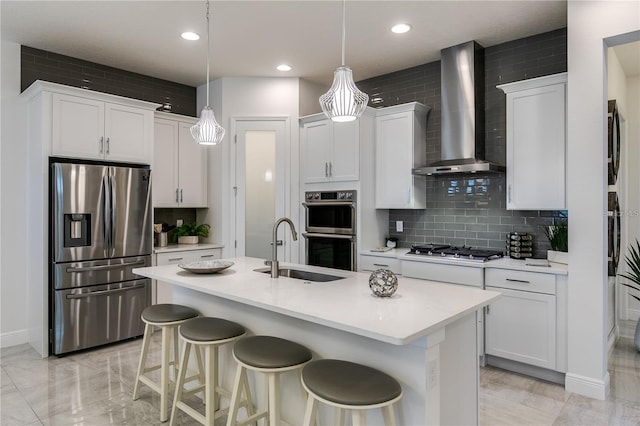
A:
[156, 249, 221, 265]
[360, 255, 400, 274]
[401, 260, 483, 287]
[485, 268, 556, 295]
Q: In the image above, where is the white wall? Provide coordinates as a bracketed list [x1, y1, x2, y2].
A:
[198, 77, 302, 262]
[0, 40, 29, 348]
[299, 78, 325, 117]
[566, 0, 640, 399]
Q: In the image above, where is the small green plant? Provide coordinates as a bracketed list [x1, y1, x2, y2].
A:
[544, 218, 568, 252]
[619, 239, 640, 302]
[174, 222, 210, 238]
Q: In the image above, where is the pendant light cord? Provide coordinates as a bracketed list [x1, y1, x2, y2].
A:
[341, 0, 346, 66]
[206, 0, 210, 107]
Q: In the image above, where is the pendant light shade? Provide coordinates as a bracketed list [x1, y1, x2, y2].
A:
[191, 0, 225, 145]
[320, 0, 368, 122]
[191, 106, 225, 145]
[320, 66, 368, 122]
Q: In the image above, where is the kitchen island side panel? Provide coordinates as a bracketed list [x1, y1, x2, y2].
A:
[172, 284, 479, 426]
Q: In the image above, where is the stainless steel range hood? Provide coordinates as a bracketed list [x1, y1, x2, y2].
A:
[413, 41, 505, 176]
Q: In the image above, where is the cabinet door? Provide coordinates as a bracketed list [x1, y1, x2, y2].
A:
[506, 83, 565, 210]
[52, 93, 104, 159]
[485, 286, 556, 369]
[375, 111, 421, 208]
[302, 120, 331, 183]
[330, 120, 359, 181]
[178, 122, 208, 207]
[153, 119, 179, 207]
[105, 103, 152, 164]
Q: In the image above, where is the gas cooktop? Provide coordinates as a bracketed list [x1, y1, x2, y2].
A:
[407, 244, 504, 262]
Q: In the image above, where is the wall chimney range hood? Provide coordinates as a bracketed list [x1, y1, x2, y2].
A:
[413, 41, 505, 176]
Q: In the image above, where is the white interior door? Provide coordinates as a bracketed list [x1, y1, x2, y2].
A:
[232, 119, 287, 261]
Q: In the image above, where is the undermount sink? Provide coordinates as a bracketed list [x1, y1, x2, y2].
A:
[254, 267, 345, 282]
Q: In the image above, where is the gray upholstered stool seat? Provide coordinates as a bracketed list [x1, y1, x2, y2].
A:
[233, 335, 313, 369]
[133, 304, 200, 422]
[301, 359, 403, 426]
[170, 317, 247, 426]
[180, 317, 246, 342]
[141, 303, 198, 324]
[226, 336, 313, 426]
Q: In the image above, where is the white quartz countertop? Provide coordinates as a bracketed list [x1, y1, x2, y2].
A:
[134, 257, 500, 346]
[154, 243, 224, 254]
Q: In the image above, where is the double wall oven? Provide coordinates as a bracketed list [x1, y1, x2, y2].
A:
[302, 190, 357, 271]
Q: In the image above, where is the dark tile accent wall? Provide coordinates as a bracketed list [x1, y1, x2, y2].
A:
[21, 46, 196, 117]
[154, 209, 197, 228]
[357, 28, 568, 258]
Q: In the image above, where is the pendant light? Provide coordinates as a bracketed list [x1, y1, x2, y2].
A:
[191, 0, 225, 145]
[319, 0, 369, 122]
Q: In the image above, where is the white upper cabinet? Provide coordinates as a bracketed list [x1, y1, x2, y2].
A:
[375, 102, 429, 209]
[52, 91, 155, 164]
[498, 73, 567, 210]
[153, 113, 207, 208]
[300, 114, 360, 183]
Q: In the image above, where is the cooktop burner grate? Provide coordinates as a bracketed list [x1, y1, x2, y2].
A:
[407, 244, 504, 262]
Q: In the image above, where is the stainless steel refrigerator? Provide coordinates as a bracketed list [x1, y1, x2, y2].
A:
[50, 159, 152, 355]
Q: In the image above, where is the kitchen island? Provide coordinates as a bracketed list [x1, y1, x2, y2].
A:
[134, 257, 500, 425]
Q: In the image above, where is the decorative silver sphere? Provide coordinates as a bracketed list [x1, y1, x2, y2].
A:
[369, 269, 398, 297]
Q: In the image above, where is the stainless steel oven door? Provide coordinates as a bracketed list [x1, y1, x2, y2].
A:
[303, 233, 356, 271]
[302, 201, 356, 235]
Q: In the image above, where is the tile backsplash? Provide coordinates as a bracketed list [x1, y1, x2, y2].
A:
[357, 28, 568, 258]
[21, 45, 196, 116]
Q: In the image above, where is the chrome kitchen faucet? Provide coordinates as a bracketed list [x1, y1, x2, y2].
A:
[270, 217, 298, 278]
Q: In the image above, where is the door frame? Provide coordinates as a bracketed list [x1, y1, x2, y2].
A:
[229, 116, 296, 261]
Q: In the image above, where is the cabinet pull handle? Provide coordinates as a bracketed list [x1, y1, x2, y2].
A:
[329, 162, 332, 177]
[180, 189, 183, 203]
[508, 185, 512, 204]
[373, 263, 389, 267]
[99, 136, 104, 154]
[506, 278, 530, 284]
[486, 305, 490, 315]
[200, 254, 214, 259]
[106, 137, 110, 154]
[325, 162, 328, 177]
[176, 189, 179, 203]
[168, 257, 184, 262]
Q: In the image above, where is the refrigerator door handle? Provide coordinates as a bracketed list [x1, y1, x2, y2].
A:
[102, 176, 111, 252]
[65, 260, 146, 273]
[65, 283, 146, 299]
[110, 174, 116, 253]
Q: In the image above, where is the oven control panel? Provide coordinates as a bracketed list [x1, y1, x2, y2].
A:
[305, 190, 356, 202]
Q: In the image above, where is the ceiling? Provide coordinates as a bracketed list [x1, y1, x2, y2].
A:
[1, 1, 634, 88]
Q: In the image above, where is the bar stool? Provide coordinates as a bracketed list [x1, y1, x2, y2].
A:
[133, 303, 199, 422]
[301, 359, 403, 426]
[226, 336, 313, 426]
[170, 317, 247, 426]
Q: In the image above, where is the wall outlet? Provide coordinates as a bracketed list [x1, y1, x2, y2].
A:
[396, 220, 404, 232]
[176, 219, 183, 227]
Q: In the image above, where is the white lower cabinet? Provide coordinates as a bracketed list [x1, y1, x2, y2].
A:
[154, 248, 221, 304]
[484, 268, 558, 370]
[359, 254, 401, 274]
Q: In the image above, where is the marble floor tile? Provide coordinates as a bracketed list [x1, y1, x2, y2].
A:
[1, 331, 639, 426]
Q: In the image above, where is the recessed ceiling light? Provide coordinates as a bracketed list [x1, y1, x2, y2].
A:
[181, 32, 200, 41]
[277, 64, 292, 72]
[391, 23, 411, 34]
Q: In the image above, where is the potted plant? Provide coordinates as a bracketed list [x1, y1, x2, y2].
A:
[618, 239, 640, 352]
[544, 218, 568, 264]
[174, 222, 210, 244]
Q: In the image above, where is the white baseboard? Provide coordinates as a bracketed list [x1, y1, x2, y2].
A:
[565, 371, 610, 400]
[0, 329, 29, 349]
